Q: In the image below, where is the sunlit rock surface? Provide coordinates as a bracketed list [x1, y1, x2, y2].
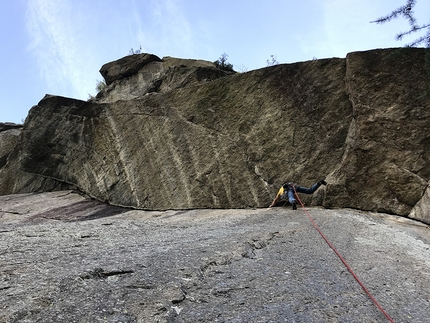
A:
[0, 48, 429, 224]
[0, 191, 429, 322]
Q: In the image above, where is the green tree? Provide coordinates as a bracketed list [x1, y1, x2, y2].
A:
[87, 79, 107, 101]
[372, 0, 430, 47]
[95, 79, 106, 92]
[214, 53, 234, 72]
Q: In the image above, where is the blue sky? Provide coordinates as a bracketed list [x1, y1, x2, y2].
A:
[1, 0, 429, 124]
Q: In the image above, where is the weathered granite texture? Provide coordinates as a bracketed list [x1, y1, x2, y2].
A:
[0, 49, 429, 224]
[99, 53, 162, 85]
[96, 54, 234, 103]
[326, 49, 430, 219]
[0, 191, 429, 322]
[410, 181, 430, 224]
[0, 123, 22, 169]
[0, 120, 76, 194]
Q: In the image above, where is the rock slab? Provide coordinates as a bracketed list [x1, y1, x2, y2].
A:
[0, 191, 429, 322]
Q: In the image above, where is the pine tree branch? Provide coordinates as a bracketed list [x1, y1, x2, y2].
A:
[371, 0, 430, 47]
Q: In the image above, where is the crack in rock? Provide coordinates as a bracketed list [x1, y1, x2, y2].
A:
[79, 267, 134, 279]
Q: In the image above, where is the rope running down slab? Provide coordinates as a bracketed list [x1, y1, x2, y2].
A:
[292, 186, 395, 323]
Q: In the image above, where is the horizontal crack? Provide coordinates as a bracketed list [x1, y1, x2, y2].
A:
[79, 268, 134, 279]
[0, 210, 21, 215]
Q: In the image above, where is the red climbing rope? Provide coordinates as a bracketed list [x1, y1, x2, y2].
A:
[292, 186, 395, 323]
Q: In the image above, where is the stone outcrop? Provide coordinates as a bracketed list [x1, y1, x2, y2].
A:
[325, 49, 430, 221]
[96, 54, 234, 103]
[99, 53, 162, 85]
[0, 49, 429, 224]
[0, 122, 23, 132]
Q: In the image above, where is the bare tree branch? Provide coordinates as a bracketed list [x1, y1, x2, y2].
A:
[371, 0, 430, 47]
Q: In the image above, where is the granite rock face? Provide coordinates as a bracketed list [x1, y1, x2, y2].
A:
[0, 123, 22, 169]
[325, 49, 430, 220]
[96, 54, 234, 103]
[0, 120, 76, 195]
[99, 53, 162, 85]
[410, 182, 430, 224]
[0, 49, 429, 224]
[1, 191, 429, 323]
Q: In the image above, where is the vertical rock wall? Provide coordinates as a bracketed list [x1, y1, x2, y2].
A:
[0, 49, 429, 223]
[326, 49, 430, 219]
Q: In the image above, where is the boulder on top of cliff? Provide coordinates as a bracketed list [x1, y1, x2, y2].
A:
[96, 54, 234, 103]
[99, 53, 162, 85]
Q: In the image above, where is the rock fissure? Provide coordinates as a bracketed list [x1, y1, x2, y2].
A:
[79, 268, 135, 279]
[0, 210, 21, 215]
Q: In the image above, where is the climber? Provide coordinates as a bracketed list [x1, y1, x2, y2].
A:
[269, 179, 327, 210]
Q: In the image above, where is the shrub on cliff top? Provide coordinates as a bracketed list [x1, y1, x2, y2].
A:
[214, 53, 234, 72]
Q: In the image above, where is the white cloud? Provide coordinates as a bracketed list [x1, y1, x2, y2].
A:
[24, 0, 196, 100]
[26, 0, 69, 90]
[150, 0, 194, 57]
[25, 0, 100, 100]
